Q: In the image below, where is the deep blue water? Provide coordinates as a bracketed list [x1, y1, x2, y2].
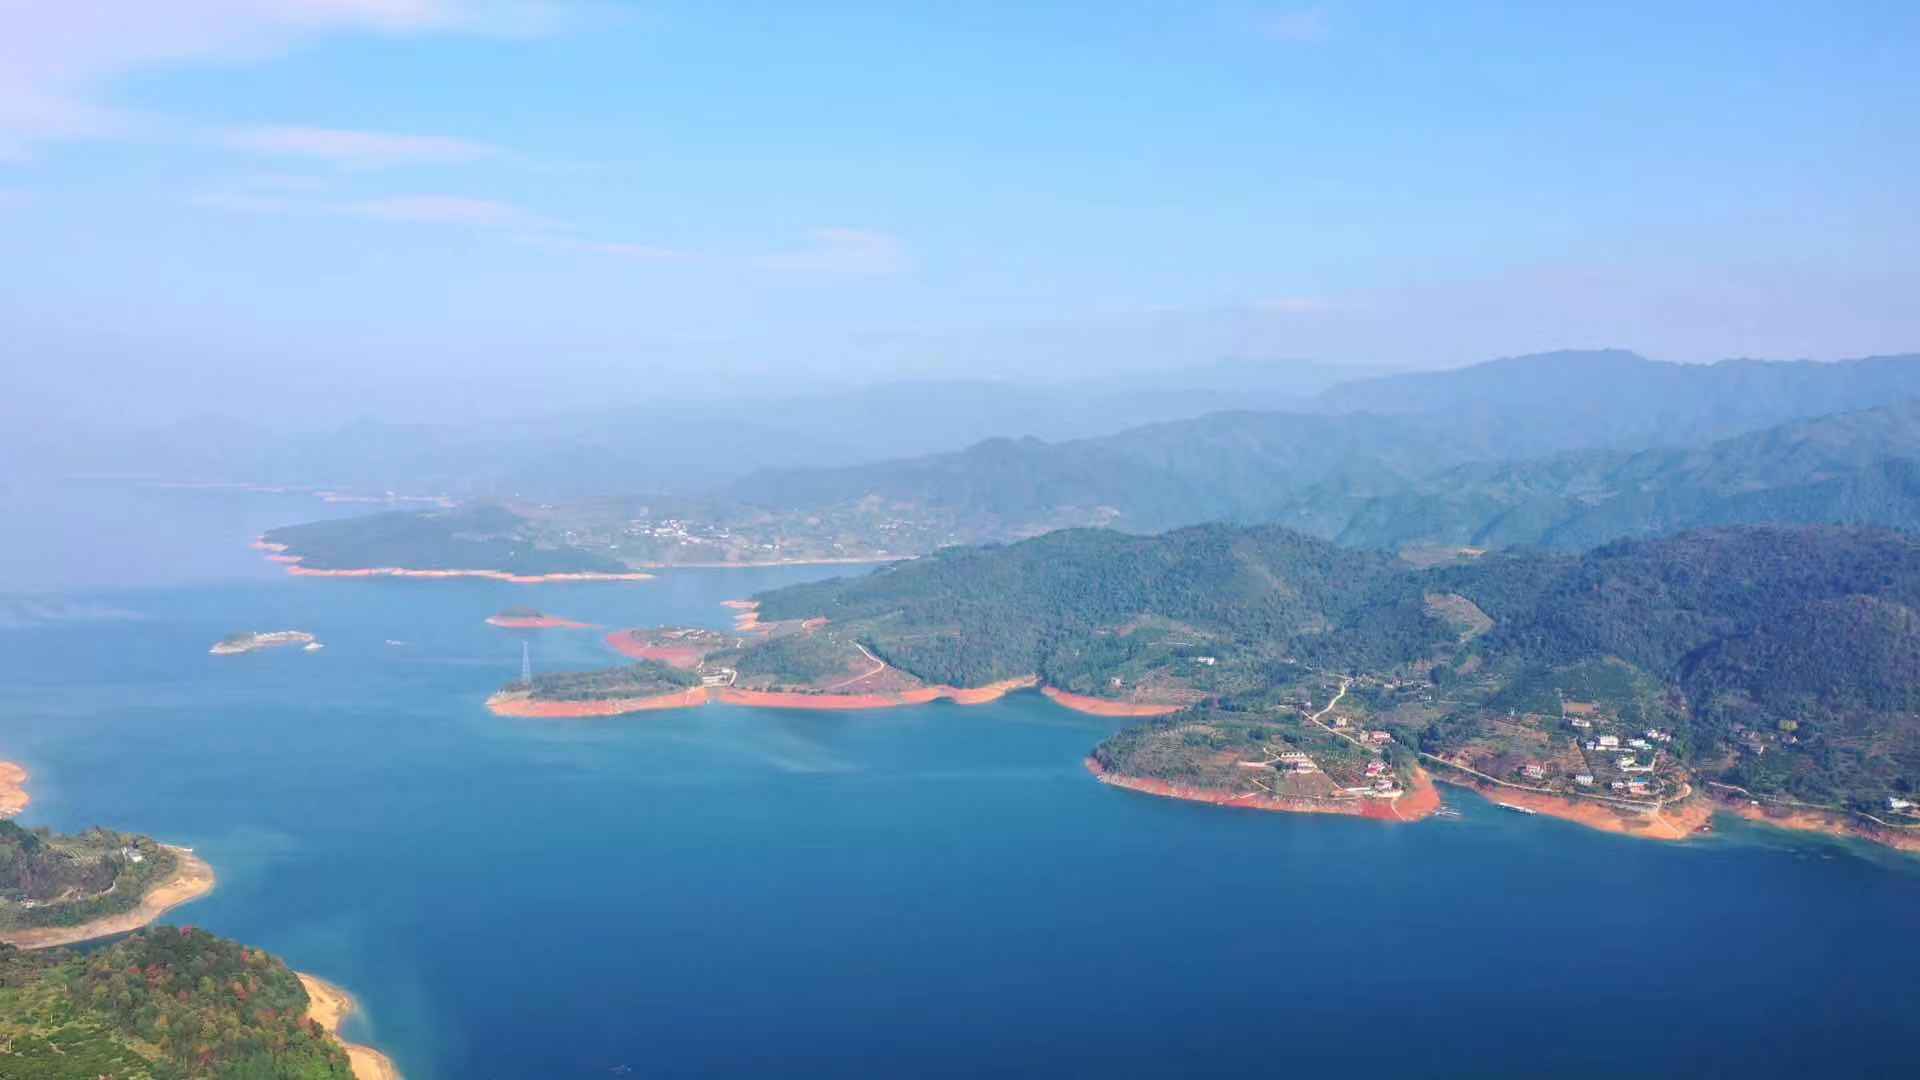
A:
[3, 489, 1918, 1078]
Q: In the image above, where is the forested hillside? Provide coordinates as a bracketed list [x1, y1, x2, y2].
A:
[755, 525, 1427, 686]
[0, 928, 353, 1078]
[755, 523, 1920, 811]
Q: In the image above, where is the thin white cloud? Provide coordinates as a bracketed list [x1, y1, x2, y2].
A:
[1251, 296, 1331, 314]
[225, 125, 500, 167]
[345, 193, 536, 226]
[1257, 7, 1329, 44]
[0, 1, 574, 157]
[753, 228, 909, 275]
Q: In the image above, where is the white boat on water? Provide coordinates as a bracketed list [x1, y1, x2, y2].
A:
[1496, 802, 1538, 815]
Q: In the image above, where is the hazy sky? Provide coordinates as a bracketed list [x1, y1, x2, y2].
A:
[4, 1, 1917, 426]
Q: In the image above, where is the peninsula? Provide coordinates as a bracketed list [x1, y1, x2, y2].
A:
[257, 505, 652, 581]
[0, 821, 216, 949]
[211, 629, 317, 655]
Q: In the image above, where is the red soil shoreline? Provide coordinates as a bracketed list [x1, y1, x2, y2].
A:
[486, 687, 711, 717]
[1712, 793, 1920, 854]
[1085, 758, 1442, 823]
[1435, 775, 1712, 841]
[486, 615, 594, 629]
[716, 676, 1039, 711]
[604, 631, 707, 668]
[1041, 687, 1185, 717]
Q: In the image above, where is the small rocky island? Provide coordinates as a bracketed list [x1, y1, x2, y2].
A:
[210, 630, 318, 655]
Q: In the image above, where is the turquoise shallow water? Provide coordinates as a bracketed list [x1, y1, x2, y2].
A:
[3, 489, 1919, 1078]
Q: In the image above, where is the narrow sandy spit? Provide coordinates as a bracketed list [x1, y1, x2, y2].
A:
[0, 761, 27, 818]
[298, 972, 404, 1080]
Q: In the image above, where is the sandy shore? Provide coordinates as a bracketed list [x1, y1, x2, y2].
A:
[1086, 758, 1442, 823]
[297, 973, 403, 1080]
[1042, 687, 1185, 717]
[723, 600, 765, 634]
[0, 761, 27, 818]
[2, 846, 216, 950]
[486, 687, 711, 718]
[486, 614, 594, 629]
[1437, 777, 1713, 841]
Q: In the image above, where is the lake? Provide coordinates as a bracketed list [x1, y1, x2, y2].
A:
[2, 487, 1916, 1078]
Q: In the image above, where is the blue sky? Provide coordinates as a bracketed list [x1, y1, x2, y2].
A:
[3, 1, 1917, 424]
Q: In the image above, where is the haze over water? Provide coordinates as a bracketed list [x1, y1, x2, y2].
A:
[2, 489, 1916, 1078]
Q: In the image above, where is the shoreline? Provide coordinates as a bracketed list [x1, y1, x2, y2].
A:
[257, 538, 907, 584]
[1433, 773, 1713, 842]
[0, 760, 27, 818]
[1042, 686, 1186, 717]
[486, 677, 1045, 718]
[287, 564, 655, 584]
[1085, 758, 1442, 823]
[2, 845, 216, 950]
[1711, 791, 1920, 854]
[297, 972, 403, 1080]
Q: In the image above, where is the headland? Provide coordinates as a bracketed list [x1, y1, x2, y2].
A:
[1087, 757, 1442, 823]
[2, 845, 216, 950]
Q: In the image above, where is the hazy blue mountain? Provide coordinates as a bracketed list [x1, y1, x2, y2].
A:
[1287, 400, 1920, 550]
[1316, 349, 1920, 457]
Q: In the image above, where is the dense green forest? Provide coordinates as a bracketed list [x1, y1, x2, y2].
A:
[0, 824, 178, 931]
[757, 525, 1426, 687]
[0, 928, 352, 1079]
[516, 660, 698, 700]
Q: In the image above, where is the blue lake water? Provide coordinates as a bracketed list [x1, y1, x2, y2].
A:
[3, 488, 1918, 1078]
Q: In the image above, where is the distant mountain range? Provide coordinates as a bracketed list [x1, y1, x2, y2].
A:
[250, 349, 1920, 569]
[723, 362, 1920, 552]
[51, 359, 1353, 499]
[1317, 349, 1920, 456]
[54, 349, 1920, 508]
